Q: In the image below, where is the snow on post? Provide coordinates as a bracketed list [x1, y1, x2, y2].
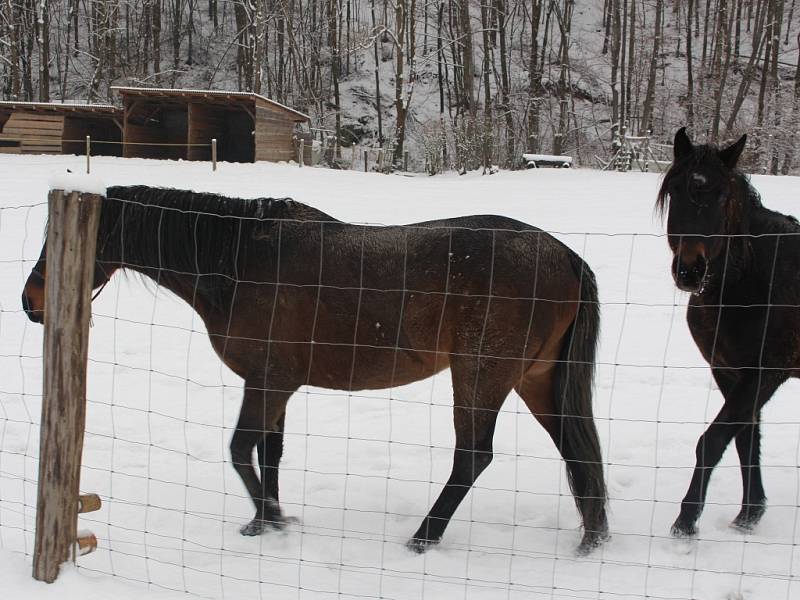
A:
[47, 173, 107, 197]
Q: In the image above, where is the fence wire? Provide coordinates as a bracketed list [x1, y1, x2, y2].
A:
[1, 192, 799, 600]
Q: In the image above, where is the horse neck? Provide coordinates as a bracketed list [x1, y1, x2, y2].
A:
[96, 200, 240, 316]
[705, 183, 761, 295]
[96, 189, 334, 315]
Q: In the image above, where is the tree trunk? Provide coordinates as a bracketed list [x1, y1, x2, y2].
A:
[458, 0, 475, 116]
[711, 0, 734, 140]
[527, 0, 542, 152]
[480, 0, 493, 170]
[625, 0, 635, 131]
[724, 0, 768, 133]
[153, 0, 161, 83]
[554, 0, 572, 155]
[370, 0, 383, 144]
[497, 0, 514, 166]
[780, 30, 800, 174]
[641, 0, 663, 133]
[330, 0, 342, 153]
[610, 0, 622, 140]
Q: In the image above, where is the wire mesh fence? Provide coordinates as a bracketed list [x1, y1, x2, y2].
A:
[1, 175, 799, 599]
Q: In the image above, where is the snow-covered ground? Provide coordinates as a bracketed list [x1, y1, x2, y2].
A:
[1, 155, 799, 600]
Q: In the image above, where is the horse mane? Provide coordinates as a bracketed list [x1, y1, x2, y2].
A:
[99, 185, 336, 309]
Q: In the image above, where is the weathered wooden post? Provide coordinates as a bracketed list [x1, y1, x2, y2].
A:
[32, 189, 103, 583]
[364, 149, 368, 172]
[211, 138, 218, 171]
[299, 139, 304, 168]
[85, 136, 91, 174]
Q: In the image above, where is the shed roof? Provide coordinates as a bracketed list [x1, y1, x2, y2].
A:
[111, 87, 310, 122]
[0, 100, 121, 117]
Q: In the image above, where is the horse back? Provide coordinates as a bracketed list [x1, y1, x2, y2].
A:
[221, 214, 587, 390]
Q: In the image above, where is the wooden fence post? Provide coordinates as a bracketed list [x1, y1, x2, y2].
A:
[32, 189, 102, 583]
[211, 138, 217, 171]
[364, 149, 368, 172]
[85, 136, 91, 174]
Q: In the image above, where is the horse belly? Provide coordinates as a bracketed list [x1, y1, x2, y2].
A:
[688, 303, 798, 371]
[306, 344, 448, 390]
[304, 289, 449, 390]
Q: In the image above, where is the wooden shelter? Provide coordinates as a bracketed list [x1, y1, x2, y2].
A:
[0, 101, 122, 156]
[111, 87, 310, 163]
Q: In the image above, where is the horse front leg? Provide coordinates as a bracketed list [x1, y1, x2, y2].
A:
[731, 418, 767, 531]
[231, 384, 292, 536]
[671, 373, 777, 537]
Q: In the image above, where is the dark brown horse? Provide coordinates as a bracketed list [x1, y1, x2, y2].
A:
[22, 186, 608, 553]
[658, 128, 800, 537]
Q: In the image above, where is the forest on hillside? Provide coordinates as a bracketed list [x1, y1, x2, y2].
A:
[1, 1, 799, 172]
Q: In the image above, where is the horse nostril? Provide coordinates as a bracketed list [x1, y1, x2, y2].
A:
[694, 254, 708, 277]
[21, 293, 31, 314]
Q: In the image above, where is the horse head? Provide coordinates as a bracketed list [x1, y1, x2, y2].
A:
[656, 127, 749, 294]
[21, 240, 116, 324]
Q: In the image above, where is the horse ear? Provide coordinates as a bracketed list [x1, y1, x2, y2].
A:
[719, 134, 747, 168]
[674, 127, 693, 160]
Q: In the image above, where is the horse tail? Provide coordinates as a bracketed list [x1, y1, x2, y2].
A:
[554, 253, 608, 551]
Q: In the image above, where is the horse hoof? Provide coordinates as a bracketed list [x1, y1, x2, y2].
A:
[731, 503, 766, 533]
[406, 537, 439, 554]
[240, 515, 297, 536]
[670, 520, 697, 538]
[240, 519, 269, 536]
[577, 529, 610, 556]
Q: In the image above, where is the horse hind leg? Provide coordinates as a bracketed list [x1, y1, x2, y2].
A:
[516, 367, 609, 554]
[232, 384, 293, 536]
[257, 412, 286, 504]
[407, 356, 510, 553]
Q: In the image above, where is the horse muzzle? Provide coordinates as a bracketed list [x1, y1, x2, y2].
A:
[672, 253, 708, 295]
[22, 291, 44, 323]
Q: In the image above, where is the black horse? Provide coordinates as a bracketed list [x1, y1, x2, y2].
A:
[657, 128, 800, 536]
[22, 186, 608, 553]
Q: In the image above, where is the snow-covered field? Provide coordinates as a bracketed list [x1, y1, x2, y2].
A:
[1, 155, 799, 600]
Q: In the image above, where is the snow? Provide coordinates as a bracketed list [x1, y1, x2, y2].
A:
[1, 155, 799, 600]
[48, 172, 107, 196]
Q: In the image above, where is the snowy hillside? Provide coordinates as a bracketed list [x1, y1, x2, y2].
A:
[3, 1, 800, 172]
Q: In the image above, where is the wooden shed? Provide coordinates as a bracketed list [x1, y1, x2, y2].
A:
[111, 87, 310, 163]
[0, 101, 122, 156]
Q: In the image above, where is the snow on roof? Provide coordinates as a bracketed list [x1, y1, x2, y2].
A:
[0, 100, 119, 113]
[110, 86, 310, 122]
